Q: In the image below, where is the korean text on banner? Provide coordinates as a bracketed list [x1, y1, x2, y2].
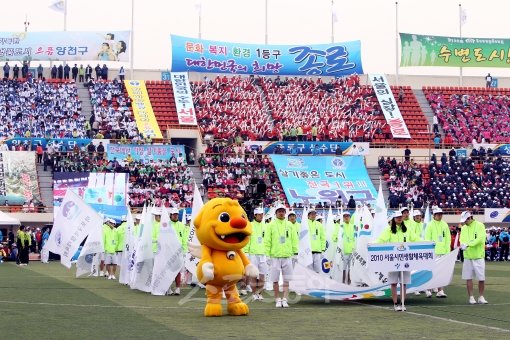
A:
[170, 35, 363, 76]
[0, 31, 130, 62]
[400, 33, 510, 68]
[369, 74, 410, 139]
[106, 144, 185, 161]
[270, 155, 377, 207]
[124, 80, 163, 138]
[170, 72, 198, 125]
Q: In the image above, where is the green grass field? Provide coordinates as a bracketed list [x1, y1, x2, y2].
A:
[1, 261, 509, 339]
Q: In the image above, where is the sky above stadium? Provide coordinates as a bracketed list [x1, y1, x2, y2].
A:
[7, 0, 510, 77]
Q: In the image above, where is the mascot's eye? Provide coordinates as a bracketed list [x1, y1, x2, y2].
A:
[218, 212, 230, 223]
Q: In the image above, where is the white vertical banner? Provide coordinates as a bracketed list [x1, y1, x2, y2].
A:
[371, 181, 388, 241]
[151, 206, 184, 295]
[170, 72, 198, 125]
[323, 207, 336, 272]
[45, 190, 103, 269]
[330, 206, 344, 282]
[119, 209, 135, 285]
[185, 183, 204, 275]
[297, 207, 313, 267]
[75, 218, 104, 278]
[369, 74, 411, 139]
[132, 205, 154, 292]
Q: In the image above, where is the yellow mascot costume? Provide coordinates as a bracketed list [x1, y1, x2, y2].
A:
[194, 198, 259, 316]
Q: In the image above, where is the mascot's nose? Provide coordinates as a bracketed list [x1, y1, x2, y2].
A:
[230, 216, 247, 229]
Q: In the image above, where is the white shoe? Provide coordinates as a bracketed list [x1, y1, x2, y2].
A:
[401, 305, 407, 312]
[166, 289, 174, 296]
[414, 291, 421, 296]
[469, 296, 476, 304]
[174, 288, 180, 295]
[257, 293, 264, 301]
[275, 298, 283, 308]
[436, 290, 447, 298]
[432, 288, 438, 293]
[239, 289, 248, 296]
[99, 271, 104, 277]
[246, 286, 253, 293]
[394, 304, 402, 311]
[111, 275, 116, 280]
[477, 296, 488, 304]
[281, 298, 289, 308]
[107, 275, 112, 280]
[425, 290, 432, 298]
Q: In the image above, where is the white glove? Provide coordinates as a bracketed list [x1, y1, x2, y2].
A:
[245, 263, 259, 278]
[460, 244, 468, 251]
[201, 262, 214, 283]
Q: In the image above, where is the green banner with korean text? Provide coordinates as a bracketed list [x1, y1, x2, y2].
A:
[400, 32, 510, 67]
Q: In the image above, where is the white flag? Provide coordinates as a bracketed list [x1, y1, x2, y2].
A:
[297, 207, 313, 267]
[46, 190, 103, 269]
[129, 205, 145, 288]
[330, 206, 344, 282]
[49, 0, 65, 13]
[119, 210, 135, 285]
[132, 205, 154, 292]
[422, 205, 431, 239]
[151, 206, 184, 295]
[185, 183, 204, 275]
[371, 181, 388, 241]
[460, 8, 467, 26]
[323, 206, 336, 274]
[332, 6, 339, 23]
[75, 218, 104, 278]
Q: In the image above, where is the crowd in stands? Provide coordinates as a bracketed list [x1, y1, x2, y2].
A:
[426, 91, 510, 145]
[380, 146, 510, 211]
[0, 78, 85, 139]
[49, 143, 195, 208]
[87, 79, 139, 139]
[199, 140, 286, 207]
[192, 75, 388, 142]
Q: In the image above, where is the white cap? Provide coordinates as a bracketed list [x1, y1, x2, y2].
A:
[169, 208, 179, 215]
[152, 208, 163, 215]
[400, 207, 410, 213]
[254, 208, 264, 215]
[308, 207, 317, 213]
[287, 210, 296, 216]
[274, 204, 287, 212]
[135, 214, 142, 220]
[413, 210, 422, 217]
[432, 208, 443, 215]
[392, 211, 403, 218]
[460, 211, 472, 223]
[316, 215, 324, 220]
[105, 218, 116, 224]
[342, 211, 351, 216]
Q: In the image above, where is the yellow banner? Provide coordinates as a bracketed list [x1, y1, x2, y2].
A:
[124, 80, 163, 138]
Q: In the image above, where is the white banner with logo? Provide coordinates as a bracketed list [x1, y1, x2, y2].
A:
[484, 208, 510, 223]
[170, 72, 198, 125]
[0, 31, 131, 62]
[45, 190, 103, 268]
[369, 74, 411, 139]
[367, 242, 435, 273]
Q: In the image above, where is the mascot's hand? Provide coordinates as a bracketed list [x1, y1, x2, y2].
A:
[188, 242, 202, 258]
[202, 262, 215, 282]
[245, 263, 259, 278]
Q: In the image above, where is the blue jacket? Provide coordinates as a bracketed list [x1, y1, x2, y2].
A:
[499, 231, 509, 243]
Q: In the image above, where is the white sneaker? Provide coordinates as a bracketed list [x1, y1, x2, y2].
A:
[477, 296, 488, 304]
[252, 293, 259, 301]
[257, 293, 264, 301]
[436, 290, 447, 298]
[111, 275, 116, 280]
[425, 290, 432, 298]
[394, 304, 402, 311]
[239, 289, 248, 296]
[246, 286, 253, 293]
[107, 275, 112, 280]
[166, 289, 174, 296]
[401, 305, 407, 312]
[99, 271, 104, 277]
[275, 298, 283, 308]
[174, 288, 180, 295]
[414, 291, 421, 296]
[281, 298, 289, 308]
[469, 296, 476, 304]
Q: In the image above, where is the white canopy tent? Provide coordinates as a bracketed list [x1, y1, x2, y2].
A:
[0, 211, 21, 225]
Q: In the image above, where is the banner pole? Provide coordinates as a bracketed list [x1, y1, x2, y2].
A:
[395, 2, 399, 86]
[400, 270, 405, 309]
[331, 0, 335, 43]
[459, 4, 463, 87]
[130, 0, 134, 80]
[265, 0, 268, 44]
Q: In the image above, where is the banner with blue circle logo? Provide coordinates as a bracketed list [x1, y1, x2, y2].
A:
[270, 155, 377, 206]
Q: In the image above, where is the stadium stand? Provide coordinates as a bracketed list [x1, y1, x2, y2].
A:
[423, 86, 510, 145]
[145, 80, 180, 128]
[0, 79, 84, 139]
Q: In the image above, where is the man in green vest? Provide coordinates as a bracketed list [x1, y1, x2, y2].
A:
[168, 208, 188, 296]
[424, 208, 450, 298]
[459, 211, 488, 304]
[333, 211, 356, 284]
[245, 207, 268, 301]
[308, 209, 326, 273]
[103, 218, 119, 280]
[265, 205, 298, 308]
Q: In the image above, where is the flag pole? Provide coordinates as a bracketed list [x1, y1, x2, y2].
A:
[130, 0, 134, 79]
[265, 0, 268, 44]
[458, 3, 463, 87]
[331, 0, 335, 43]
[63, 0, 68, 31]
[395, 2, 399, 86]
[198, 1, 202, 39]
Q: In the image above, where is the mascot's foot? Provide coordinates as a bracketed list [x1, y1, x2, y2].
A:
[227, 302, 249, 316]
[204, 303, 223, 317]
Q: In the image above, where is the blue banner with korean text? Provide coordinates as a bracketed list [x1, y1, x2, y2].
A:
[106, 144, 185, 161]
[170, 35, 363, 76]
[248, 141, 369, 155]
[270, 155, 377, 206]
